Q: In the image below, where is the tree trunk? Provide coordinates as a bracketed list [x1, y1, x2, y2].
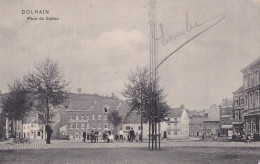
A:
[141, 113, 143, 142]
[46, 97, 49, 125]
[14, 119, 17, 138]
[21, 120, 24, 138]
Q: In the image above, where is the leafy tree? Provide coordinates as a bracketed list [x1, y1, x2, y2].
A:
[122, 66, 169, 123]
[24, 57, 69, 125]
[107, 110, 122, 133]
[1, 79, 33, 137]
[77, 88, 82, 94]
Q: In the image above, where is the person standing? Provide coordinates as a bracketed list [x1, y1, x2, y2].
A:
[90, 131, 95, 143]
[130, 128, 135, 142]
[83, 131, 86, 142]
[119, 128, 124, 142]
[95, 131, 99, 143]
[45, 124, 53, 144]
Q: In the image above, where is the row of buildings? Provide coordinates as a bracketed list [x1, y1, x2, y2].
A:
[1, 57, 259, 141]
[189, 57, 260, 139]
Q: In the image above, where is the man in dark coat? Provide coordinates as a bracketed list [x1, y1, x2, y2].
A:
[83, 131, 86, 142]
[45, 124, 53, 144]
[129, 128, 135, 142]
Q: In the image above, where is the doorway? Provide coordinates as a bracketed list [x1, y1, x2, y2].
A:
[163, 131, 167, 138]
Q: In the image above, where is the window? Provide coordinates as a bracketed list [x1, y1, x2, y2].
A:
[98, 123, 101, 129]
[250, 93, 253, 105]
[70, 123, 73, 128]
[256, 92, 259, 107]
[241, 98, 244, 105]
[98, 115, 101, 120]
[81, 115, 85, 120]
[87, 124, 89, 129]
[138, 126, 141, 130]
[31, 123, 33, 128]
[244, 75, 248, 88]
[70, 116, 73, 120]
[104, 116, 107, 120]
[92, 115, 96, 120]
[81, 123, 84, 128]
[245, 95, 248, 106]
[174, 123, 177, 129]
[174, 131, 177, 135]
[92, 124, 96, 129]
[168, 131, 171, 135]
[174, 118, 177, 121]
[255, 70, 259, 85]
[37, 131, 41, 137]
[87, 115, 90, 120]
[126, 126, 130, 130]
[76, 115, 79, 120]
[104, 124, 107, 129]
[235, 99, 239, 106]
[76, 123, 78, 129]
[234, 110, 240, 121]
[104, 107, 108, 113]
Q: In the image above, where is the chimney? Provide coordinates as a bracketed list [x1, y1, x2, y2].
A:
[180, 104, 184, 109]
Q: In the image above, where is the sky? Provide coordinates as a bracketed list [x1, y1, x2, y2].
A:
[0, 0, 259, 110]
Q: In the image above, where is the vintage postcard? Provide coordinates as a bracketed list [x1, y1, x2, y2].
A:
[0, 0, 260, 163]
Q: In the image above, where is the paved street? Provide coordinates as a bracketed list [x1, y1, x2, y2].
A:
[1, 139, 260, 150]
[1, 143, 260, 164]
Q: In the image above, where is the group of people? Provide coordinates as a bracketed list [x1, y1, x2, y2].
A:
[82, 128, 143, 143]
[83, 131, 99, 143]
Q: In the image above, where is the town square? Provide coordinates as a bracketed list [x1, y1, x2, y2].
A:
[1, 0, 260, 163]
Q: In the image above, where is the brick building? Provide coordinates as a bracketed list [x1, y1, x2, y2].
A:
[203, 104, 220, 137]
[66, 96, 129, 140]
[189, 116, 205, 137]
[239, 57, 260, 135]
[219, 98, 233, 137]
[232, 86, 244, 135]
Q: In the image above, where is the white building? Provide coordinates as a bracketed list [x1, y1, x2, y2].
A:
[122, 111, 149, 139]
[161, 105, 189, 139]
[23, 112, 45, 139]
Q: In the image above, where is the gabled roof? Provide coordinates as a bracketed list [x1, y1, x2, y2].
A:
[190, 116, 205, 124]
[62, 93, 115, 108]
[123, 111, 141, 124]
[67, 99, 125, 112]
[168, 108, 184, 118]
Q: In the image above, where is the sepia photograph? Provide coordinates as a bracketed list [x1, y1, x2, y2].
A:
[0, 0, 260, 163]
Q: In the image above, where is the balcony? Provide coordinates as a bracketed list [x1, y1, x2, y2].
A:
[244, 107, 260, 116]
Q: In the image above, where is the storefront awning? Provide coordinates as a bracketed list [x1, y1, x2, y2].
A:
[221, 125, 233, 129]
